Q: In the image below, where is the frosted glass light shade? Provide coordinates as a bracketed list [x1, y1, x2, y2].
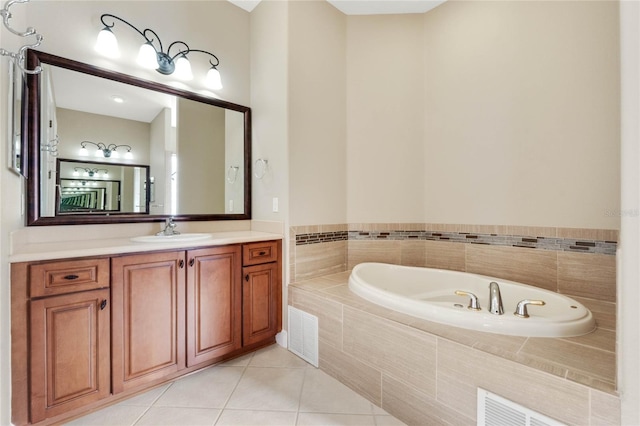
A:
[124, 151, 134, 160]
[95, 27, 120, 58]
[137, 42, 158, 69]
[174, 55, 193, 80]
[206, 67, 222, 90]
[79, 147, 89, 156]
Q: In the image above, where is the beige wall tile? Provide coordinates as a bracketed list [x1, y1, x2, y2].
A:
[427, 223, 461, 232]
[520, 338, 615, 384]
[557, 227, 619, 242]
[295, 241, 347, 281]
[347, 240, 401, 269]
[425, 240, 465, 271]
[320, 223, 348, 233]
[342, 307, 437, 397]
[558, 252, 616, 302]
[458, 224, 508, 235]
[505, 225, 558, 238]
[319, 342, 382, 406]
[466, 244, 558, 291]
[399, 240, 426, 267]
[561, 327, 615, 353]
[437, 339, 590, 425]
[573, 296, 616, 331]
[290, 287, 343, 350]
[590, 389, 621, 426]
[382, 374, 474, 426]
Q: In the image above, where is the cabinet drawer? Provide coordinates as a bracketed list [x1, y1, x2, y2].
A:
[243, 241, 279, 266]
[30, 258, 110, 298]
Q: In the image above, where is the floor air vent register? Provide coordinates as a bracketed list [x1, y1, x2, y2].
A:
[477, 388, 566, 426]
[287, 306, 319, 367]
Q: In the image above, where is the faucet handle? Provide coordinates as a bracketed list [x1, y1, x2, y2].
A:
[514, 299, 546, 318]
[455, 290, 481, 311]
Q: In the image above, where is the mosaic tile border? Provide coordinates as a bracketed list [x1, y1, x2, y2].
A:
[295, 229, 616, 255]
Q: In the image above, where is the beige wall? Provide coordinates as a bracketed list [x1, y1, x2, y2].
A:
[288, 0, 347, 226]
[341, 1, 620, 230]
[422, 1, 620, 229]
[346, 14, 426, 223]
[56, 108, 151, 164]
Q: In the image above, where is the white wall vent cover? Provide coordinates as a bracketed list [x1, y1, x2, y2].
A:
[288, 306, 319, 367]
[477, 388, 566, 426]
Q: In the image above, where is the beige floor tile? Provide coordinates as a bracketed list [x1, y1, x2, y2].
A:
[63, 404, 149, 426]
[118, 383, 172, 406]
[249, 344, 311, 368]
[225, 367, 305, 411]
[296, 412, 376, 426]
[154, 366, 244, 408]
[215, 409, 297, 425]
[220, 351, 255, 367]
[135, 406, 220, 426]
[299, 368, 375, 415]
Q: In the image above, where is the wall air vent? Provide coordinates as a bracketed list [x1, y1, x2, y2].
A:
[287, 306, 319, 367]
[477, 388, 566, 426]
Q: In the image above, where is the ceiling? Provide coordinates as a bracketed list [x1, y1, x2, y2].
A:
[227, 0, 446, 15]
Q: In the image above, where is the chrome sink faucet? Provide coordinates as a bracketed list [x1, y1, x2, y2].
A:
[488, 281, 504, 315]
[157, 217, 180, 236]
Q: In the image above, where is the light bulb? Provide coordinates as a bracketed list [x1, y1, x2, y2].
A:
[95, 27, 120, 58]
[174, 55, 193, 80]
[94, 149, 103, 158]
[110, 150, 120, 159]
[72, 170, 79, 177]
[79, 146, 89, 156]
[206, 66, 222, 90]
[124, 151, 133, 160]
[137, 42, 158, 69]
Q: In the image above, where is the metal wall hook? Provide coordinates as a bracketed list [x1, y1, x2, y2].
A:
[254, 158, 268, 180]
[0, 0, 44, 74]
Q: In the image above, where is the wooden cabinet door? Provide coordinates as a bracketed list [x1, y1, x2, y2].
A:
[111, 251, 186, 393]
[186, 245, 242, 367]
[242, 262, 280, 346]
[30, 289, 110, 423]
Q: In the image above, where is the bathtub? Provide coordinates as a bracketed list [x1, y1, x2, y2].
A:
[348, 263, 596, 337]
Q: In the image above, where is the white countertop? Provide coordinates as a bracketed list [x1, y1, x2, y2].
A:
[9, 230, 282, 263]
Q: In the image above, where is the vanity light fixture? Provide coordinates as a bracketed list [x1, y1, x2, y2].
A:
[73, 167, 109, 178]
[95, 13, 223, 90]
[79, 140, 133, 159]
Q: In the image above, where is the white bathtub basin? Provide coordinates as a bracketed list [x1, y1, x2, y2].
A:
[130, 233, 212, 243]
[348, 262, 595, 337]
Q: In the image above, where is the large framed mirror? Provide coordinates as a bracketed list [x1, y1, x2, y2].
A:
[24, 49, 251, 226]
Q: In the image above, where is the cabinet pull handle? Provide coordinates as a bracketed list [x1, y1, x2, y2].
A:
[189, 258, 195, 267]
[258, 251, 266, 256]
[63, 274, 79, 280]
[100, 300, 107, 310]
[179, 260, 185, 268]
[245, 274, 249, 282]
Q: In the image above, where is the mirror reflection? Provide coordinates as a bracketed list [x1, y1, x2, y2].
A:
[29, 50, 250, 226]
[56, 159, 149, 214]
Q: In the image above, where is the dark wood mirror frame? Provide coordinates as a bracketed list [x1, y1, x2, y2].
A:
[25, 49, 252, 226]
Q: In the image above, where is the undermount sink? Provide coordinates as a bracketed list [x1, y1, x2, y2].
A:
[130, 233, 212, 243]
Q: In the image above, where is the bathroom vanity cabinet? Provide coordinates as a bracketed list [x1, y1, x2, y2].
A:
[10, 239, 282, 426]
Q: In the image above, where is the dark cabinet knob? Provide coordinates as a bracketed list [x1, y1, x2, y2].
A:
[179, 260, 185, 268]
[100, 299, 107, 310]
[189, 258, 195, 267]
[245, 274, 249, 282]
[63, 274, 79, 280]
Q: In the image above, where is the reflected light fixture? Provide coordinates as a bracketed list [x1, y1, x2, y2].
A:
[79, 140, 133, 159]
[73, 167, 109, 178]
[95, 13, 223, 90]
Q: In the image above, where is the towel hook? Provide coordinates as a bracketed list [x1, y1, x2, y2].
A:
[254, 158, 268, 180]
[0, 0, 43, 75]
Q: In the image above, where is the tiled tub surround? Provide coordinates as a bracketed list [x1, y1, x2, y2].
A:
[289, 274, 619, 425]
[288, 223, 618, 424]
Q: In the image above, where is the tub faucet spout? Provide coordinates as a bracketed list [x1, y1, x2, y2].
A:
[488, 281, 504, 315]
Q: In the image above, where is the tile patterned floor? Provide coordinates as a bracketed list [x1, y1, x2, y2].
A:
[66, 345, 406, 426]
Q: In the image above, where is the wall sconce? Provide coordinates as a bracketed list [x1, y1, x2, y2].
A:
[79, 140, 133, 159]
[73, 167, 109, 178]
[95, 13, 223, 90]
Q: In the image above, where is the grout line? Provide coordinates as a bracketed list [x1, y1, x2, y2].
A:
[212, 353, 255, 425]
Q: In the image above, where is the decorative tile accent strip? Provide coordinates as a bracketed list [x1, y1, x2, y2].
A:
[296, 231, 349, 245]
[296, 229, 616, 255]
